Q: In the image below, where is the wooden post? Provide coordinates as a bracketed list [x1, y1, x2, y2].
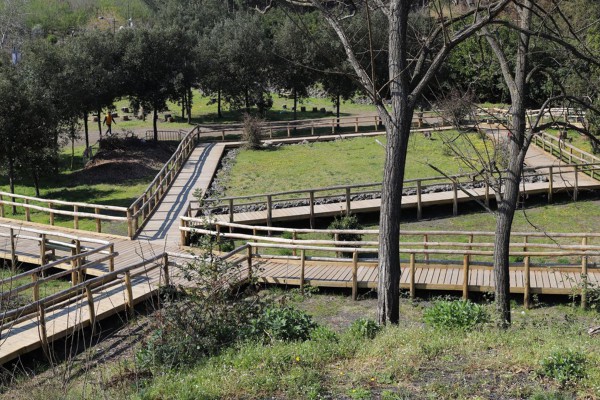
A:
[345, 187, 351, 216]
[86, 285, 96, 336]
[296, 248, 306, 293]
[524, 256, 531, 309]
[49, 203, 54, 225]
[335, 233, 340, 258]
[24, 199, 30, 221]
[452, 181, 458, 216]
[582, 237, 588, 309]
[95, 207, 102, 233]
[309, 191, 315, 229]
[109, 244, 115, 272]
[287, 125, 291, 137]
[574, 164, 579, 201]
[180, 219, 187, 247]
[9, 228, 17, 272]
[39, 234, 46, 265]
[548, 166, 553, 203]
[0, 194, 3, 217]
[221, 130, 225, 141]
[73, 205, 78, 229]
[523, 235, 528, 253]
[229, 199, 234, 223]
[163, 253, 170, 286]
[355, 117, 359, 133]
[331, 119, 335, 134]
[142, 194, 148, 220]
[32, 273, 40, 302]
[292, 232, 297, 256]
[424, 234, 429, 262]
[266, 195, 273, 229]
[311, 123, 314, 135]
[462, 254, 470, 300]
[38, 304, 50, 361]
[75, 240, 83, 284]
[269, 128, 273, 139]
[70, 241, 79, 285]
[127, 209, 133, 239]
[416, 180, 422, 220]
[374, 117, 378, 131]
[124, 271, 134, 317]
[352, 250, 358, 300]
[409, 253, 416, 299]
[247, 245, 253, 280]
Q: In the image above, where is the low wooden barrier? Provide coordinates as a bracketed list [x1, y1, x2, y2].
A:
[533, 132, 600, 173]
[128, 126, 201, 237]
[179, 220, 600, 307]
[194, 161, 600, 226]
[145, 130, 187, 141]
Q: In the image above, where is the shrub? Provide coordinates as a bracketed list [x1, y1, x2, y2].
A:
[423, 300, 489, 330]
[328, 214, 363, 242]
[250, 305, 318, 342]
[539, 349, 586, 386]
[242, 113, 264, 149]
[349, 318, 381, 339]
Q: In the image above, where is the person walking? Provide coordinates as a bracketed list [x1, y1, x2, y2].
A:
[103, 111, 116, 136]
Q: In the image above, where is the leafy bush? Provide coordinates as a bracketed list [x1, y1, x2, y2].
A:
[137, 234, 265, 369]
[250, 305, 318, 342]
[349, 318, 381, 339]
[328, 214, 363, 242]
[539, 349, 587, 386]
[242, 113, 263, 149]
[423, 300, 489, 330]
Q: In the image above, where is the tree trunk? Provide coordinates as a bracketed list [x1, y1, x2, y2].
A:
[377, 1, 413, 325]
[97, 108, 102, 139]
[8, 158, 16, 214]
[181, 92, 186, 120]
[217, 88, 222, 119]
[83, 111, 89, 150]
[71, 137, 75, 170]
[33, 171, 40, 197]
[336, 93, 341, 129]
[187, 87, 193, 124]
[153, 107, 158, 142]
[245, 88, 250, 112]
[293, 88, 298, 121]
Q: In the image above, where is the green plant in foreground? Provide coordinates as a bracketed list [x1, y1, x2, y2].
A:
[349, 318, 381, 339]
[250, 305, 318, 342]
[539, 349, 587, 386]
[423, 300, 489, 330]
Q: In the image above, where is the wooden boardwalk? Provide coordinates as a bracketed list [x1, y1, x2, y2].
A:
[252, 258, 594, 296]
[211, 139, 600, 225]
[0, 143, 226, 365]
[1, 128, 600, 365]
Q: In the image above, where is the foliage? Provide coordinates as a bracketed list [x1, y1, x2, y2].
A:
[539, 349, 587, 386]
[250, 305, 318, 343]
[241, 114, 264, 150]
[423, 300, 489, 330]
[328, 213, 363, 243]
[137, 234, 265, 368]
[348, 318, 380, 339]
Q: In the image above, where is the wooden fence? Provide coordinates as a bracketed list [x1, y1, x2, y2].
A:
[145, 130, 187, 141]
[193, 161, 600, 227]
[533, 132, 600, 170]
[179, 220, 600, 307]
[0, 223, 115, 274]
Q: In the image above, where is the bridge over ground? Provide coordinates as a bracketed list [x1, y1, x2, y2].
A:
[1, 118, 599, 365]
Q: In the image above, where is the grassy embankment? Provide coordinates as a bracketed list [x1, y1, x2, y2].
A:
[18, 293, 600, 400]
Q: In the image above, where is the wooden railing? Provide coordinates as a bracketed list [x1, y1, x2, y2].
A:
[127, 126, 201, 237]
[0, 252, 169, 363]
[194, 162, 600, 226]
[0, 223, 115, 273]
[0, 192, 128, 233]
[533, 132, 600, 172]
[179, 220, 600, 306]
[196, 112, 444, 142]
[145, 130, 187, 141]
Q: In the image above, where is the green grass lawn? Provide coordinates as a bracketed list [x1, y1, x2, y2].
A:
[110, 92, 380, 132]
[0, 145, 158, 236]
[219, 132, 487, 198]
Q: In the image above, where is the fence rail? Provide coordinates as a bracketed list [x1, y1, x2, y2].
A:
[192, 161, 600, 226]
[179, 220, 599, 306]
